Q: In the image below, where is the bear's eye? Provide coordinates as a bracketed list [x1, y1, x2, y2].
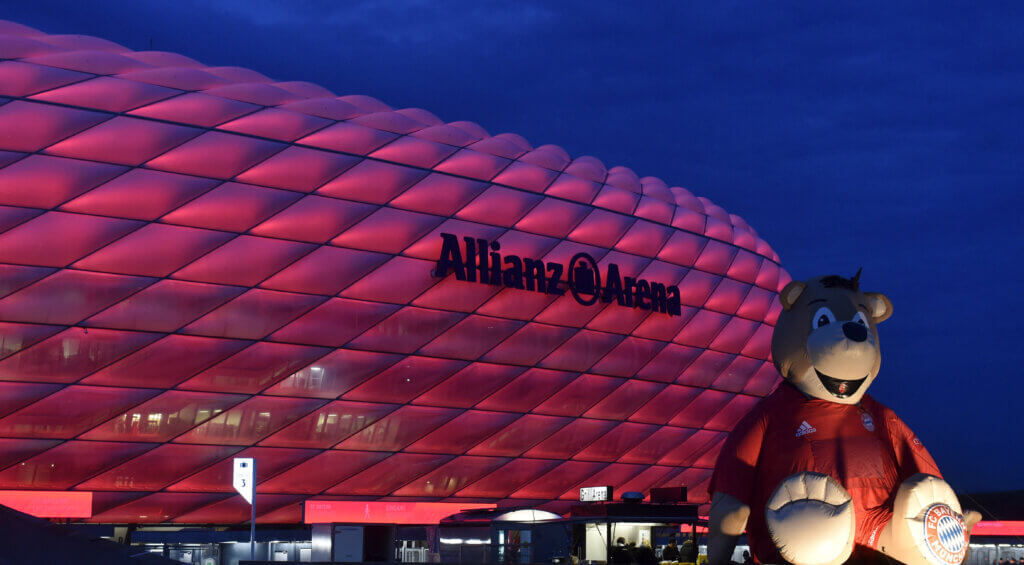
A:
[853, 311, 869, 326]
[812, 306, 836, 329]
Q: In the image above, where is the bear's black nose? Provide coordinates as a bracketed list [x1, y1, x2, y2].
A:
[843, 322, 868, 342]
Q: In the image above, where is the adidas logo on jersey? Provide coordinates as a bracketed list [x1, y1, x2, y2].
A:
[795, 421, 817, 437]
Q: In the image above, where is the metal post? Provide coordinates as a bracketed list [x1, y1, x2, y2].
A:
[251, 458, 257, 561]
[606, 521, 611, 564]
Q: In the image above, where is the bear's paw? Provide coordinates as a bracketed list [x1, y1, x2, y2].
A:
[765, 472, 855, 565]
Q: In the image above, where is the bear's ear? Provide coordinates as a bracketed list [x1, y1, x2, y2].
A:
[865, 292, 893, 323]
[779, 281, 807, 311]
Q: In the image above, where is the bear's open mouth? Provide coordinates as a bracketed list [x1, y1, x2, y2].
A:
[815, 369, 866, 398]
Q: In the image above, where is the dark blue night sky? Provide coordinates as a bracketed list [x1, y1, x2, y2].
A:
[8, 1, 1023, 493]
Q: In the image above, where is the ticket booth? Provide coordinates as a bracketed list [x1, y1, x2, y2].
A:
[438, 507, 569, 564]
[569, 499, 702, 564]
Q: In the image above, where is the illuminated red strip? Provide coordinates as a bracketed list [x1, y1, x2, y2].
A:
[304, 500, 496, 524]
[972, 521, 1024, 536]
[0, 490, 92, 518]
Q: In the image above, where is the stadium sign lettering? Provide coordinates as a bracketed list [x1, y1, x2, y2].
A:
[434, 233, 682, 315]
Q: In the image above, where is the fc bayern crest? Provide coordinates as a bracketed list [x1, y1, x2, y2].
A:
[861, 412, 875, 432]
[921, 503, 967, 565]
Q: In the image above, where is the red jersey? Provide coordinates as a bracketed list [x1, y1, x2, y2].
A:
[710, 383, 941, 564]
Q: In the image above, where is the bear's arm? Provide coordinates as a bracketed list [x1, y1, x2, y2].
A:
[709, 409, 766, 564]
[710, 407, 767, 505]
[886, 411, 942, 481]
[858, 410, 945, 549]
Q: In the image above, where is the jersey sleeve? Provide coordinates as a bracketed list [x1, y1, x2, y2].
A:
[886, 411, 942, 481]
[858, 408, 945, 549]
[709, 408, 767, 505]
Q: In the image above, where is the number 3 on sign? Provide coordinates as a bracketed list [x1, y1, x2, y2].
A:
[233, 458, 255, 505]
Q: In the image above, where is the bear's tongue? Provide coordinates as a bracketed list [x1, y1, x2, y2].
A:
[814, 368, 866, 399]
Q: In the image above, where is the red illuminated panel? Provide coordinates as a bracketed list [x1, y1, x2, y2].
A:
[74, 224, 234, 278]
[392, 456, 510, 497]
[341, 256, 442, 305]
[173, 396, 326, 445]
[257, 450, 390, 494]
[524, 419, 619, 460]
[235, 146, 359, 193]
[83, 335, 250, 389]
[345, 307, 464, 354]
[0, 490, 92, 518]
[178, 341, 330, 394]
[299, 121, 398, 156]
[0, 270, 155, 326]
[44, 115, 201, 166]
[88, 492, 228, 523]
[0, 385, 158, 439]
[342, 356, 467, 403]
[77, 444, 240, 491]
[326, 453, 454, 495]
[557, 463, 648, 500]
[0, 100, 107, 152]
[80, 390, 247, 442]
[260, 401, 398, 448]
[412, 363, 525, 408]
[476, 369, 578, 413]
[466, 415, 571, 457]
[263, 348, 402, 399]
[0, 438, 61, 469]
[531, 374, 625, 417]
[268, 298, 400, 348]
[146, 131, 284, 180]
[185, 288, 324, 340]
[261, 246, 388, 296]
[418, 315, 525, 360]
[173, 493, 304, 524]
[167, 446, 317, 493]
[0, 154, 125, 209]
[0, 381, 62, 418]
[512, 461, 608, 499]
[218, 107, 332, 142]
[973, 521, 1024, 536]
[173, 239, 316, 289]
[162, 182, 300, 233]
[30, 75, 179, 113]
[251, 196, 377, 245]
[0, 441, 153, 489]
[83, 279, 244, 332]
[457, 458, 562, 498]
[0, 327, 160, 383]
[405, 411, 520, 454]
[0, 265, 53, 303]
[304, 500, 496, 525]
[334, 405, 460, 452]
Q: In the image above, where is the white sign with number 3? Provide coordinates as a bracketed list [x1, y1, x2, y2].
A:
[233, 458, 255, 505]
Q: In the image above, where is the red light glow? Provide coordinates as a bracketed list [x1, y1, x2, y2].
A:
[0, 490, 92, 518]
[972, 521, 1024, 537]
[304, 500, 495, 524]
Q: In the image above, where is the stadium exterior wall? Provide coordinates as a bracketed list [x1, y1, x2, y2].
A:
[0, 19, 789, 525]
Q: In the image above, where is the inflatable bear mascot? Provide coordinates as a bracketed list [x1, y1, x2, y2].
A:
[708, 272, 980, 565]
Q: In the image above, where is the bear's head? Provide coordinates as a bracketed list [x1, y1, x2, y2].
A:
[771, 271, 893, 404]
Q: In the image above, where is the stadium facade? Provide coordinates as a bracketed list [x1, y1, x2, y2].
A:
[0, 17, 789, 535]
